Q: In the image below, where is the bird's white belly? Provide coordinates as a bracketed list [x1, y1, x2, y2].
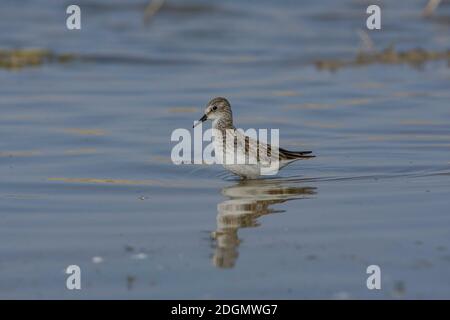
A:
[223, 164, 263, 179]
[212, 130, 285, 179]
[213, 134, 260, 179]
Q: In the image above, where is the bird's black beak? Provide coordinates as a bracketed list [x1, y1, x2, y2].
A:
[193, 114, 208, 128]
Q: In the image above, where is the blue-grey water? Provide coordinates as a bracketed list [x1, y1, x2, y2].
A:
[0, 0, 449, 299]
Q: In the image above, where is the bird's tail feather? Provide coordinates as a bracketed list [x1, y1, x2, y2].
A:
[279, 148, 315, 160]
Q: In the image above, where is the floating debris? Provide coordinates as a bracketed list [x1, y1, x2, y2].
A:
[0, 48, 191, 70]
[0, 49, 75, 70]
[315, 47, 450, 71]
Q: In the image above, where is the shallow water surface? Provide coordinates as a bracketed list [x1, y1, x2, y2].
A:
[0, 0, 449, 298]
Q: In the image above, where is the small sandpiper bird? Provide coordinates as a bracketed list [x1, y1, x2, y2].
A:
[193, 97, 314, 179]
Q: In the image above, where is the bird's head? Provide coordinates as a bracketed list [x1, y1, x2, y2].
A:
[193, 97, 232, 128]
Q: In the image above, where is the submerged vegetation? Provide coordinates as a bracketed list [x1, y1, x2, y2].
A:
[1, 46, 449, 71]
[315, 46, 450, 71]
[0, 49, 74, 70]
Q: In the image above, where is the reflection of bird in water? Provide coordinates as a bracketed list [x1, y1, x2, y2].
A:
[211, 179, 317, 269]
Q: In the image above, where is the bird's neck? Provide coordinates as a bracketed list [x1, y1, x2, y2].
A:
[212, 117, 234, 131]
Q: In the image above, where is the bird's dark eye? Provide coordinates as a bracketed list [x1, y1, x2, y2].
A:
[212, 106, 217, 111]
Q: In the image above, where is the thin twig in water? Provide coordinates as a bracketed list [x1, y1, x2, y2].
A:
[143, 0, 166, 24]
[357, 29, 375, 53]
[423, 0, 441, 17]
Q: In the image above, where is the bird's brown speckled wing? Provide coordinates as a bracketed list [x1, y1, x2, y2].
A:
[221, 129, 315, 162]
